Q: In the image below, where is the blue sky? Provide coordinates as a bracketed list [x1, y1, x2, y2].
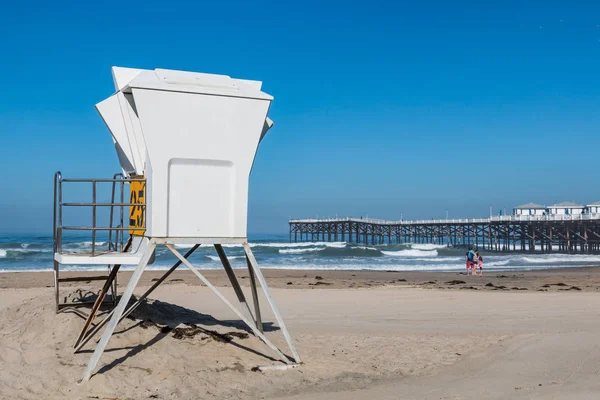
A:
[0, 0, 599, 233]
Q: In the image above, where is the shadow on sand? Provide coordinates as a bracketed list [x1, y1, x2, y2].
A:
[77, 297, 284, 377]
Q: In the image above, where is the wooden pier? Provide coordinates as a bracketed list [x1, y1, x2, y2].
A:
[289, 215, 600, 253]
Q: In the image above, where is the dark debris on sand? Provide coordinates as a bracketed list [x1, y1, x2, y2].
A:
[172, 326, 249, 342]
[560, 286, 582, 291]
[139, 319, 250, 342]
[542, 283, 571, 289]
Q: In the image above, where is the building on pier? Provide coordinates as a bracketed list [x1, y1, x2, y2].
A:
[513, 203, 546, 216]
[586, 202, 600, 215]
[547, 201, 585, 216]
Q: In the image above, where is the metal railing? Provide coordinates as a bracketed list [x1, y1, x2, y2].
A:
[53, 172, 146, 256]
[289, 213, 600, 226]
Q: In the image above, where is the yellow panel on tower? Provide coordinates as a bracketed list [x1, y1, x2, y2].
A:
[129, 179, 145, 236]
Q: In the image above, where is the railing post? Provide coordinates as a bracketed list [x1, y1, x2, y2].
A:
[58, 177, 63, 252]
[92, 181, 97, 255]
[108, 175, 117, 251]
[53, 172, 61, 255]
[53, 172, 62, 313]
[121, 178, 125, 249]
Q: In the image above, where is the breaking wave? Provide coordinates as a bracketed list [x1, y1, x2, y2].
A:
[205, 255, 245, 261]
[521, 254, 600, 264]
[411, 244, 448, 250]
[279, 247, 326, 254]
[253, 241, 347, 248]
[381, 249, 439, 257]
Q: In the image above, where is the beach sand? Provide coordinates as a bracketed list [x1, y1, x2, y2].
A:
[1, 268, 599, 399]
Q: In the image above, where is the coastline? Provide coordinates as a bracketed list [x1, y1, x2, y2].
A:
[3, 266, 600, 292]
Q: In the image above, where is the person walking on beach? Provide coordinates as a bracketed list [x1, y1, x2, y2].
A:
[474, 250, 483, 276]
[466, 246, 476, 274]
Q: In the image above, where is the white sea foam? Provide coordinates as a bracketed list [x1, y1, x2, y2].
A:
[259, 262, 463, 272]
[205, 255, 245, 261]
[176, 242, 347, 249]
[253, 241, 346, 248]
[0, 250, 6, 257]
[346, 261, 565, 272]
[381, 249, 439, 257]
[484, 259, 511, 267]
[5, 248, 52, 253]
[174, 244, 202, 249]
[410, 243, 449, 250]
[350, 246, 378, 251]
[63, 241, 108, 248]
[411, 256, 462, 262]
[83, 241, 107, 246]
[521, 255, 600, 264]
[2, 259, 595, 274]
[279, 247, 326, 254]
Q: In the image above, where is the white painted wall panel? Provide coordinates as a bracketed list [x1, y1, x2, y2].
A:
[132, 87, 271, 238]
[116, 93, 146, 175]
[168, 159, 234, 237]
[96, 95, 136, 175]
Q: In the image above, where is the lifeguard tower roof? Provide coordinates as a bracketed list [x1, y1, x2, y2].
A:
[96, 66, 275, 239]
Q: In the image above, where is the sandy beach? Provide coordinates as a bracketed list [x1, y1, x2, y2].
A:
[1, 267, 600, 399]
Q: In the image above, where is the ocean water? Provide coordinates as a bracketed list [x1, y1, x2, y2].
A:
[1, 233, 600, 273]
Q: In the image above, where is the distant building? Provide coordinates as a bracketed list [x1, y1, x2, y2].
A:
[586, 201, 600, 214]
[547, 201, 585, 216]
[513, 203, 546, 216]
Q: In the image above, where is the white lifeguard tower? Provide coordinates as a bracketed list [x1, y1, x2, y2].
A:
[53, 66, 299, 381]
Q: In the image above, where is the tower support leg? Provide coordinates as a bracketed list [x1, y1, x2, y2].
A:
[243, 243, 302, 364]
[214, 244, 257, 327]
[82, 241, 156, 382]
[246, 253, 263, 333]
[53, 259, 60, 313]
[73, 264, 121, 349]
